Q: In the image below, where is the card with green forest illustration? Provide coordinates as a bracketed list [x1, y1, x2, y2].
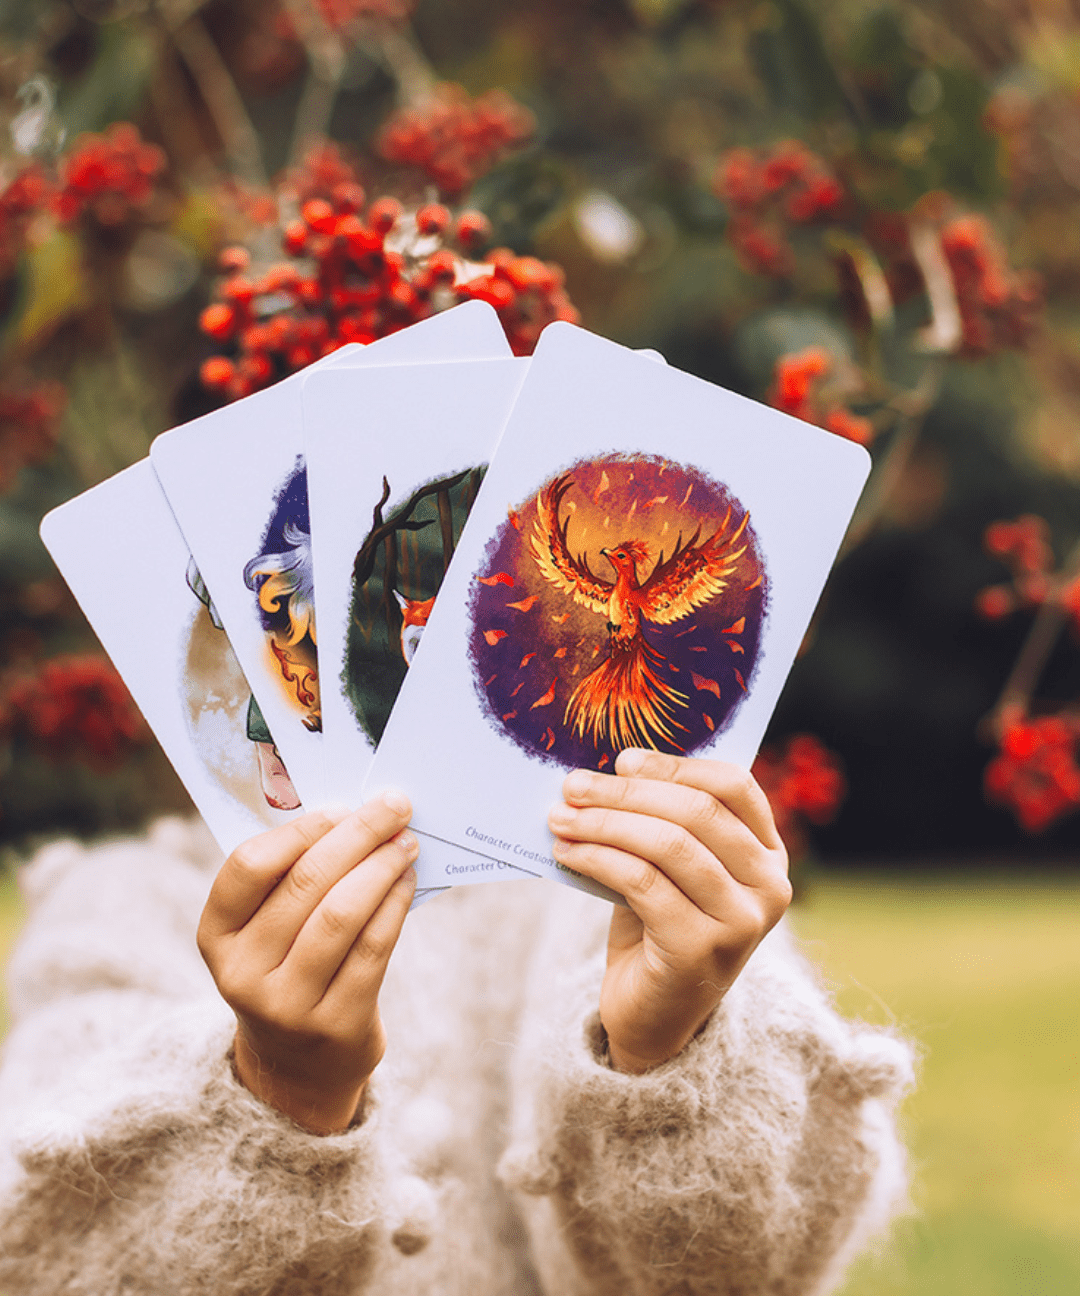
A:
[304, 356, 530, 810]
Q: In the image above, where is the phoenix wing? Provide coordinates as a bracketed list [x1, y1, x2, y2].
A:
[639, 508, 750, 625]
[530, 473, 612, 615]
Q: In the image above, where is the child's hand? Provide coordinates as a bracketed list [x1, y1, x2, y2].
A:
[197, 793, 418, 1133]
[548, 750, 791, 1074]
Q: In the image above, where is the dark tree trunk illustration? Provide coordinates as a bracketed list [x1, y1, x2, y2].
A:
[437, 488, 454, 572]
[383, 529, 398, 640]
[352, 470, 472, 642]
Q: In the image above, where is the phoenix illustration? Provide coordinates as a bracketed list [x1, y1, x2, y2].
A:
[530, 472, 749, 751]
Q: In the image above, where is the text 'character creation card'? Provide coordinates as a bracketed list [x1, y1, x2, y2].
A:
[150, 302, 511, 809]
[40, 459, 303, 856]
[304, 356, 529, 811]
[364, 324, 870, 894]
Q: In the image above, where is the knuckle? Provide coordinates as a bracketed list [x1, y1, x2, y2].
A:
[353, 802, 396, 843]
[297, 809, 342, 847]
[686, 789, 721, 835]
[658, 822, 696, 867]
[609, 776, 635, 809]
[228, 840, 268, 882]
[195, 920, 214, 966]
[728, 893, 770, 943]
[287, 859, 330, 903]
[214, 960, 254, 1011]
[626, 856, 659, 898]
[350, 925, 393, 971]
[317, 900, 354, 942]
[763, 870, 794, 920]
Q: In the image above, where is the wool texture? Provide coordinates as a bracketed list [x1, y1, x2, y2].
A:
[0, 818, 915, 1295]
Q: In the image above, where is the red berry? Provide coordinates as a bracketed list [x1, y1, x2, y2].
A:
[454, 210, 491, 247]
[283, 220, 308, 254]
[415, 203, 451, 236]
[975, 585, 1013, 619]
[463, 274, 516, 310]
[200, 356, 235, 389]
[332, 182, 366, 213]
[239, 353, 273, 384]
[222, 277, 255, 306]
[219, 246, 250, 273]
[302, 198, 336, 234]
[368, 197, 403, 234]
[426, 249, 458, 281]
[200, 303, 236, 339]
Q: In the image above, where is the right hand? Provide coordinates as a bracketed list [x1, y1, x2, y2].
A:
[197, 793, 418, 1134]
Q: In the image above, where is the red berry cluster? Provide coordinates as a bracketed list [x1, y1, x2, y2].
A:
[975, 515, 1054, 620]
[1, 654, 147, 766]
[768, 348, 875, 446]
[283, 140, 361, 206]
[0, 380, 67, 490]
[56, 123, 166, 227]
[199, 192, 476, 398]
[199, 153, 578, 396]
[457, 248, 579, 356]
[713, 141, 845, 277]
[984, 714, 1080, 832]
[752, 732, 847, 859]
[377, 84, 535, 196]
[0, 164, 52, 277]
[940, 215, 1042, 356]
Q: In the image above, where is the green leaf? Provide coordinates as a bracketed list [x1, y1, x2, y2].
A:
[749, 0, 849, 121]
[467, 150, 573, 253]
[1, 230, 91, 354]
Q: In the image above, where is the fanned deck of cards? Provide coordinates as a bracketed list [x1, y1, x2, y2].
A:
[41, 301, 870, 906]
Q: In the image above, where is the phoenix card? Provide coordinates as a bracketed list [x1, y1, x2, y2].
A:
[364, 323, 870, 894]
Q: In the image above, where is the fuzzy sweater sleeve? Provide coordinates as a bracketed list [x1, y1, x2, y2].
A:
[498, 891, 915, 1296]
[0, 821, 419, 1296]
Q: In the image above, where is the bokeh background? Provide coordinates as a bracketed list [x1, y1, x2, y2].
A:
[0, 1, 1076, 1292]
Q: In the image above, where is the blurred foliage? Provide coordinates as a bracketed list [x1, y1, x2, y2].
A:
[0, 0, 1074, 854]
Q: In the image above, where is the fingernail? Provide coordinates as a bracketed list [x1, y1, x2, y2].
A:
[381, 788, 411, 816]
[564, 770, 592, 801]
[551, 836, 569, 857]
[548, 802, 576, 829]
[399, 830, 418, 857]
[616, 748, 647, 775]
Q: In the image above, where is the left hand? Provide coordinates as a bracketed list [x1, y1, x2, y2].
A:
[548, 749, 791, 1074]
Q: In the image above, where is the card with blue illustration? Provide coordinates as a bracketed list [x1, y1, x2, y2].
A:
[149, 301, 510, 810]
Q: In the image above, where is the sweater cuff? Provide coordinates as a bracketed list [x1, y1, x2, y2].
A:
[0, 1000, 398, 1296]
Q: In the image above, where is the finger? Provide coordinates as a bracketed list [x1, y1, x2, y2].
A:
[246, 791, 412, 965]
[615, 750, 784, 851]
[316, 862, 418, 1013]
[550, 836, 714, 949]
[549, 799, 744, 918]
[561, 766, 774, 891]
[280, 830, 419, 1000]
[201, 807, 353, 940]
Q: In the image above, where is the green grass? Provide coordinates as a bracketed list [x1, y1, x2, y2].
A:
[790, 872, 1080, 1296]
[0, 866, 1076, 1293]
[0, 868, 24, 1039]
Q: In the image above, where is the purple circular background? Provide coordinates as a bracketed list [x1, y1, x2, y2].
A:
[468, 453, 768, 770]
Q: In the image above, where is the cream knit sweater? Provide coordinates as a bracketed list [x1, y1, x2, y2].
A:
[0, 817, 914, 1296]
